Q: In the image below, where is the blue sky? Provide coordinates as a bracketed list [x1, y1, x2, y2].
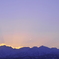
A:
[0, 0, 59, 48]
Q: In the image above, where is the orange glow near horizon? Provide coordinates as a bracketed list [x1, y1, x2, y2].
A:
[0, 33, 58, 49]
[0, 43, 23, 49]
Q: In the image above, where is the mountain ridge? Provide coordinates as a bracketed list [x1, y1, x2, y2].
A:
[0, 45, 59, 59]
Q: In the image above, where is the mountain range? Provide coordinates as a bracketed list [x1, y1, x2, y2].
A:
[0, 45, 59, 59]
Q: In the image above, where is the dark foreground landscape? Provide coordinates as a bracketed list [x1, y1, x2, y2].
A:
[0, 45, 59, 59]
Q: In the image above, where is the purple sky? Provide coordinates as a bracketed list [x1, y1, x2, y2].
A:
[0, 0, 59, 48]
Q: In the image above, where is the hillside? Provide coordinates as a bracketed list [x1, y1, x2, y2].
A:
[0, 45, 59, 59]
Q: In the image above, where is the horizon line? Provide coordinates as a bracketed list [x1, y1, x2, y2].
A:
[0, 43, 58, 49]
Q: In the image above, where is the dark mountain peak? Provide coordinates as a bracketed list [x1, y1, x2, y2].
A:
[0, 45, 13, 49]
[20, 47, 30, 49]
[0, 45, 6, 47]
[51, 47, 57, 50]
[32, 46, 38, 48]
[39, 45, 49, 48]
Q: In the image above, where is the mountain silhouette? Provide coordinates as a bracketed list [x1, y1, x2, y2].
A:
[0, 45, 59, 59]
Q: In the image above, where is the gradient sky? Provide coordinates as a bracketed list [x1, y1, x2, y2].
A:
[0, 0, 59, 48]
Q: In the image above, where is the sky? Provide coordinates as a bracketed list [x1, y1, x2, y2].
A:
[0, 0, 59, 48]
